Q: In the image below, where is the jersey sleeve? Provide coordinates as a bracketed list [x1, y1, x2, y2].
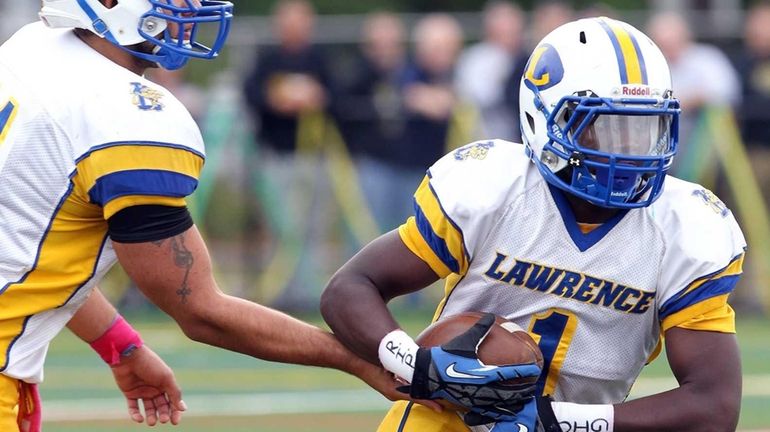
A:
[69, 78, 206, 219]
[398, 140, 529, 278]
[73, 143, 204, 219]
[656, 186, 747, 333]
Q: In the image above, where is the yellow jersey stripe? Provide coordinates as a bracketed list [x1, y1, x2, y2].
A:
[0, 184, 107, 371]
[398, 218, 451, 278]
[413, 177, 469, 274]
[74, 144, 204, 195]
[661, 294, 733, 332]
[674, 303, 736, 333]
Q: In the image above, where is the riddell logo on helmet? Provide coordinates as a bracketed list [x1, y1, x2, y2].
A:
[621, 86, 651, 97]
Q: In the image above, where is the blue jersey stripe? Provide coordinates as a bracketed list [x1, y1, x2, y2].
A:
[659, 275, 740, 320]
[88, 169, 198, 207]
[414, 200, 461, 273]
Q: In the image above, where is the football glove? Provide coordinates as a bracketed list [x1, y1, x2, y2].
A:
[463, 395, 562, 432]
[399, 313, 541, 415]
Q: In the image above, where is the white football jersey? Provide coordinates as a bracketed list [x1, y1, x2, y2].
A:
[399, 139, 746, 404]
[0, 23, 204, 382]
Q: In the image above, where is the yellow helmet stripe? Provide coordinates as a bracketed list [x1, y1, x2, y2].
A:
[599, 18, 648, 85]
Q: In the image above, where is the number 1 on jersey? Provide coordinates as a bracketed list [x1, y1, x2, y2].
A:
[528, 309, 578, 396]
[0, 98, 18, 145]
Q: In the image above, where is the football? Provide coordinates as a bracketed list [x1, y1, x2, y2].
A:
[415, 311, 543, 409]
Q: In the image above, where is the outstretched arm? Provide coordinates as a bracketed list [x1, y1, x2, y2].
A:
[320, 229, 440, 364]
[112, 225, 402, 400]
[612, 327, 741, 432]
[67, 289, 185, 426]
[539, 327, 742, 432]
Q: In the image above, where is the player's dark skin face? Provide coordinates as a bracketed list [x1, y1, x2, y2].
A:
[562, 113, 626, 223]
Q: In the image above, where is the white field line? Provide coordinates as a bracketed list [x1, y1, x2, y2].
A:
[44, 375, 770, 423]
[43, 389, 392, 422]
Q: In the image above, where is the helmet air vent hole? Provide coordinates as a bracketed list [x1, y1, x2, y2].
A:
[579, 31, 587, 44]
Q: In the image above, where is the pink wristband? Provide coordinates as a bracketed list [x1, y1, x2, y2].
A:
[89, 315, 143, 366]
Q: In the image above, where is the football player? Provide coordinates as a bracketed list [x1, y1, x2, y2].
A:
[0, 0, 488, 430]
[322, 17, 744, 432]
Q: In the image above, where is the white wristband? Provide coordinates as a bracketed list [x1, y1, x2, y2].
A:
[551, 401, 614, 432]
[378, 329, 419, 383]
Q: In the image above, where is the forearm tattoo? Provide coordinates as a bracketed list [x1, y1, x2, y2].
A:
[152, 234, 194, 303]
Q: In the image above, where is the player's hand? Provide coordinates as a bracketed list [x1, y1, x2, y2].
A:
[399, 313, 541, 415]
[349, 354, 444, 412]
[110, 345, 186, 426]
[464, 395, 562, 432]
[464, 397, 538, 432]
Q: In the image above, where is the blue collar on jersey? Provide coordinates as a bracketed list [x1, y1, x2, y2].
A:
[547, 184, 630, 252]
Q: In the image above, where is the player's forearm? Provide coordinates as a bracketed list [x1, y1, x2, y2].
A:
[180, 292, 362, 372]
[320, 270, 401, 365]
[612, 382, 739, 432]
[609, 328, 742, 432]
[67, 288, 118, 342]
[114, 227, 381, 375]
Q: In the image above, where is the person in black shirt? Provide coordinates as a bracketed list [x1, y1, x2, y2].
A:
[398, 14, 464, 194]
[243, 0, 333, 154]
[334, 13, 409, 231]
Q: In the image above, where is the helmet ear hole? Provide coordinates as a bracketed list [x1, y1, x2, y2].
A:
[579, 31, 587, 44]
[526, 112, 536, 135]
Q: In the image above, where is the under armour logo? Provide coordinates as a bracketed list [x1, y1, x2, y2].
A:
[568, 152, 584, 167]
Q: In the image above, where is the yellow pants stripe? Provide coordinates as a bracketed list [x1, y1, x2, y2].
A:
[0, 374, 21, 432]
[377, 401, 470, 432]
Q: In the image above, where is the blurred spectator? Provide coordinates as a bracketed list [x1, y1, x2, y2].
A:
[647, 11, 740, 166]
[736, 1, 770, 219]
[738, 1, 770, 150]
[530, 1, 574, 47]
[334, 12, 410, 231]
[243, 0, 333, 154]
[242, 0, 337, 310]
[400, 13, 464, 180]
[502, 1, 570, 144]
[146, 68, 206, 122]
[455, 1, 527, 141]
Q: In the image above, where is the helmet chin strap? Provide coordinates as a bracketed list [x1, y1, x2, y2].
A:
[150, 43, 189, 70]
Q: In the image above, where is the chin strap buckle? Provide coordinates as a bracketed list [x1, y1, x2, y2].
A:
[91, 18, 109, 37]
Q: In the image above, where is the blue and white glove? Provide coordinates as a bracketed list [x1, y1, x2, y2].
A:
[464, 395, 563, 432]
[464, 397, 538, 432]
[400, 313, 542, 416]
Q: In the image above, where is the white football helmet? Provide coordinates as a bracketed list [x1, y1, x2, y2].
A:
[519, 17, 680, 208]
[39, 0, 233, 70]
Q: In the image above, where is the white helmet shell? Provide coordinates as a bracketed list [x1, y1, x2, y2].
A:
[519, 17, 673, 174]
[40, 0, 166, 46]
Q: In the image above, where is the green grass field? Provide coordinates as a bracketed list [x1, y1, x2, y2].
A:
[40, 311, 770, 431]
